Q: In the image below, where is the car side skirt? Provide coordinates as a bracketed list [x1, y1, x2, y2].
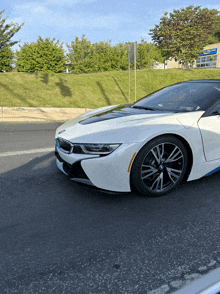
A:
[187, 159, 220, 181]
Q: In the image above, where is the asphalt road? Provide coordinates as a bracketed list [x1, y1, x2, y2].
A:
[1, 122, 220, 294]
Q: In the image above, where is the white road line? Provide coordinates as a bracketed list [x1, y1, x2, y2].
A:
[0, 147, 55, 157]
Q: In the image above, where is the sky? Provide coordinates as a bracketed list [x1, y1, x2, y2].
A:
[1, 0, 220, 54]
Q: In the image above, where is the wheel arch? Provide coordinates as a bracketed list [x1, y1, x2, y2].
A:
[129, 133, 193, 192]
[166, 133, 193, 182]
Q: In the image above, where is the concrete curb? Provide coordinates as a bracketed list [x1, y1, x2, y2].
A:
[0, 107, 94, 122]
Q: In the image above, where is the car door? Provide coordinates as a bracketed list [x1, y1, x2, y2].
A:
[198, 101, 220, 161]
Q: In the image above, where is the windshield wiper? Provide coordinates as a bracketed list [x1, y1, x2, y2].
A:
[132, 106, 157, 111]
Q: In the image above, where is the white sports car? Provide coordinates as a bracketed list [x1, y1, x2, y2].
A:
[55, 79, 220, 197]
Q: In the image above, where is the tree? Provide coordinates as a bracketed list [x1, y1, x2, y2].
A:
[0, 10, 23, 71]
[136, 39, 164, 69]
[66, 35, 117, 73]
[0, 46, 14, 71]
[0, 10, 24, 51]
[149, 6, 220, 67]
[207, 14, 220, 44]
[16, 36, 66, 73]
[66, 34, 91, 73]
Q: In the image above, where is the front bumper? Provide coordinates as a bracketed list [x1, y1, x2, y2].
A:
[55, 142, 139, 192]
[55, 147, 95, 187]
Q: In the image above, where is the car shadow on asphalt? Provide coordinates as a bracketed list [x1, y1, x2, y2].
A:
[1, 150, 220, 205]
[0, 151, 145, 203]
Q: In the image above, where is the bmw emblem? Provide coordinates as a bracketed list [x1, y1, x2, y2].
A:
[58, 129, 66, 135]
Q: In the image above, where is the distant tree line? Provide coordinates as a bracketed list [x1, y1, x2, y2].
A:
[0, 6, 220, 73]
[66, 35, 164, 73]
[11, 35, 165, 73]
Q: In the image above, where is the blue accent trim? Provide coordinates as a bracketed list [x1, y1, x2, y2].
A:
[204, 166, 220, 177]
[56, 138, 60, 148]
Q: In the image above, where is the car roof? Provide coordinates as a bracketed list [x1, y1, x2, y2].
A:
[183, 79, 220, 83]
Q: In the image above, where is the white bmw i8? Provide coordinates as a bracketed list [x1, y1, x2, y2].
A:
[55, 79, 220, 197]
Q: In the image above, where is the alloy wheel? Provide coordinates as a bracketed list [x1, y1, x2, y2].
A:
[141, 142, 184, 192]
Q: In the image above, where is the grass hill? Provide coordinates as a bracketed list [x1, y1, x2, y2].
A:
[1, 68, 220, 108]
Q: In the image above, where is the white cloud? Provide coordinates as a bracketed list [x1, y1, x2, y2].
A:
[10, 1, 134, 31]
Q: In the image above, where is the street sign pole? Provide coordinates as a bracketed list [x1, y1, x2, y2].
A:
[128, 59, 130, 104]
[134, 42, 137, 102]
[128, 42, 137, 104]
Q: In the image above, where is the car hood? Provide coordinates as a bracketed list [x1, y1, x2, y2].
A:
[56, 104, 204, 143]
[78, 104, 171, 125]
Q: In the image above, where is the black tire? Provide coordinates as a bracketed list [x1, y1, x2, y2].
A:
[130, 135, 188, 197]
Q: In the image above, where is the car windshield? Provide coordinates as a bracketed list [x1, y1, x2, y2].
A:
[132, 82, 220, 112]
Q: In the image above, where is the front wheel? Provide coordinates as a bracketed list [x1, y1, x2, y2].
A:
[130, 136, 188, 197]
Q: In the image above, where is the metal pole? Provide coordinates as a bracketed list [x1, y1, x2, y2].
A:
[129, 60, 130, 104]
[134, 42, 136, 102]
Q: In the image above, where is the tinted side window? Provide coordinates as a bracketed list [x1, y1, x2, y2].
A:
[133, 82, 220, 112]
[212, 101, 220, 114]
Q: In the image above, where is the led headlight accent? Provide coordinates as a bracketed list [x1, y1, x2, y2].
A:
[73, 143, 121, 155]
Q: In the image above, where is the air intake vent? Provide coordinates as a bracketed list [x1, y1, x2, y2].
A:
[69, 161, 89, 180]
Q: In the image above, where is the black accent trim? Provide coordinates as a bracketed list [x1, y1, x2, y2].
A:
[55, 150, 89, 180]
[71, 178, 94, 186]
[63, 162, 72, 175]
[69, 161, 89, 180]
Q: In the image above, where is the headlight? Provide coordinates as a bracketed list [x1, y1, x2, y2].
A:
[73, 143, 121, 155]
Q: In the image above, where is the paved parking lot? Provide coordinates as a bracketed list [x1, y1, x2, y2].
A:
[1, 122, 220, 294]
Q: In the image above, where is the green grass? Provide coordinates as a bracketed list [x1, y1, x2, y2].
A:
[1, 68, 220, 108]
